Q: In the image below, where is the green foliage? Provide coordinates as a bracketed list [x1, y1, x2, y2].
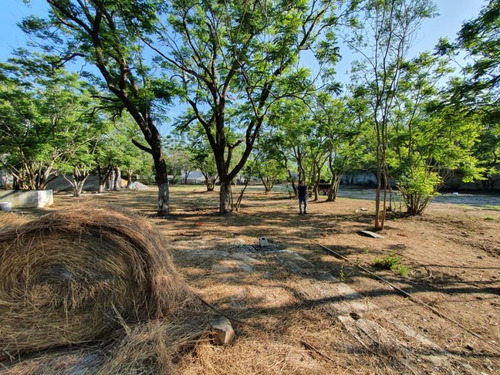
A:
[160, 0, 340, 211]
[373, 252, 408, 276]
[346, 0, 438, 228]
[339, 265, 345, 282]
[452, 0, 499, 107]
[0, 51, 106, 190]
[397, 166, 441, 215]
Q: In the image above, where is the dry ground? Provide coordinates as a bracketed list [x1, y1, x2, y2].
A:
[8, 186, 500, 374]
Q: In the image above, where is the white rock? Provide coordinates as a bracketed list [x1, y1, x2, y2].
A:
[210, 316, 235, 345]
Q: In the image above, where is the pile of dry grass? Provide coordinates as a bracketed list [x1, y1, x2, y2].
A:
[0, 205, 210, 373]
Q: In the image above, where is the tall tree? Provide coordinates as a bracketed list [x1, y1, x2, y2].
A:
[346, 0, 436, 229]
[390, 53, 483, 214]
[313, 93, 368, 202]
[148, 0, 338, 213]
[437, 0, 499, 190]
[22, 0, 175, 215]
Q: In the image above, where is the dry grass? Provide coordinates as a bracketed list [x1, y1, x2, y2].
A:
[0, 204, 212, 374]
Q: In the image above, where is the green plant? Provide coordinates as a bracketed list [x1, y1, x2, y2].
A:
[373, 252, 409, 276]
[482, 205, 500, 211]
[397, 265, 409, 276]
[483, 216, 495, 221]
[339, 265, 345, 282]
[373, 252, 402, 270]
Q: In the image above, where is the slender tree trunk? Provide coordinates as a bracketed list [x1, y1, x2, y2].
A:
[114, 167, 121, 190]
[153, 150, 169, 216]
[157, 181, 169, 215]
[108, 169, 115, 190]
[97, 164, 111, 193]
[126, 169, 133, 188]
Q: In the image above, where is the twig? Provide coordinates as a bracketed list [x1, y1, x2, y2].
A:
[197, 296, 261, 328]
[300, 340, 337, 363]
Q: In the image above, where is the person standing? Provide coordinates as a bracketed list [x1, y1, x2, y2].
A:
[297, 180, 308, 214]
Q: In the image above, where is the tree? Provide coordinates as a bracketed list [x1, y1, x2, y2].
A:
[437, 0, 499, 190]
[0, 52, 104, 191]
[255, 156, 287, 193]
[313, 93, 369, 202]
[23, 0, 175, 215]
[390, 53, 483, 214]
[346, 0, 436, 229]
[149, 0, 337, 213]
[179, 125, 219, 191]
[439, 0, 499, 112]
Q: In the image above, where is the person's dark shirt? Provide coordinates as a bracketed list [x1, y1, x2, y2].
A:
[298, 185, 307, 197]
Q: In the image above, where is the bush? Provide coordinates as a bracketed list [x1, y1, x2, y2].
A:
[397, 165, 441, 215]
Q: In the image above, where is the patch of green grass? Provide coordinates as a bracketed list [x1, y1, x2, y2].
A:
[373, 252, 408, 276]
[483, 216, 495, 221]
[373, 252, 401, 270]
[397, 265, 409, 276]
[482, 205, 500, 211]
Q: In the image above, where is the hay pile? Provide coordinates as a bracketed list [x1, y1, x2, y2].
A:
[0, 205, 210, 373]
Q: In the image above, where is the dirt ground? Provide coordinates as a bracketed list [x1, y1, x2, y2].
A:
[9, 186, 500, 374]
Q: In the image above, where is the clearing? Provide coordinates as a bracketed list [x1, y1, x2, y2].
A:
[18, 186, 500, 374]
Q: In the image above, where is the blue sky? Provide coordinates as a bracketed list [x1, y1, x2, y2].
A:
[0, 0, 488, 133]
[0, 0, 486, 61]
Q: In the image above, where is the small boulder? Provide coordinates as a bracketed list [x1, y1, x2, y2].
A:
[210, 316, 235, 345]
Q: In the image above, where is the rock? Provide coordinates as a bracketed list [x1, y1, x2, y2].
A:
[465, 344, 474, 351]
[210, 316, 235, 345]
[358, 230, 384, 238]
[360, 207, 368, 211]
[259, 237, 269, 247]
[349, 312, 361, 320]
[0, 202, 12, 212]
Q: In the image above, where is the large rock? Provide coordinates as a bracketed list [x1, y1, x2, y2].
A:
[210, 316, 235, 345]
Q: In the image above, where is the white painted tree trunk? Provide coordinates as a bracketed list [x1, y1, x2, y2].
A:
[107, 169, 115, 190]
[158, 182, 169, 216]
[114, 167, 121, 190]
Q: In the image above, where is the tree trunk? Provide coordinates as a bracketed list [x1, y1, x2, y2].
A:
[108, 169, 115, 190]
[151, 147, 170, 216]
[114, 167, 121, 190]
[207, 178, 215, 191]
[97, 164, 111, 193]
[219, 180, 232, 214]
[126, 169, 133, 188]
[326, 175, 342, 202]
[157, 181, 169, 216]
